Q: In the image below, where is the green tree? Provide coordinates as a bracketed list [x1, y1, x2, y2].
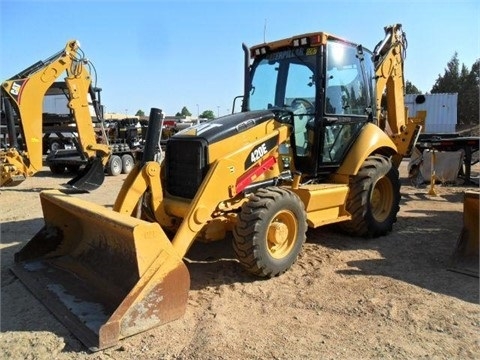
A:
[135, 109, 145, 117]
[458, 59, 479, 126]
[431, 52, 463, 93]
[405, 80, 421, 94]
[175, 106, 192, 118]
[431, 53, 479, 126]
[200, 110, 215, 120]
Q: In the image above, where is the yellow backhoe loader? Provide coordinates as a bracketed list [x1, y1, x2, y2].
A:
[1, 40, 110, 191]
[12, 24, 426, 350]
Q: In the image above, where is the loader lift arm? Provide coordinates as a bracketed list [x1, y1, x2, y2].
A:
[1, 40, 110, 190]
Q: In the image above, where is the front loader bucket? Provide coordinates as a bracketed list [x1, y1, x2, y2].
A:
[11, 189, 190, 351]
[448, 191, 479, 277]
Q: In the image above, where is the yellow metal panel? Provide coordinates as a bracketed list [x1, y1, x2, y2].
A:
[336, 123, 396, 176]
[462, 191, 479, 255]
[292, 183, 349, 212]
[307, 210, 351, 228]
[291, 184, 350, 228]
[448, 191, 479, 277]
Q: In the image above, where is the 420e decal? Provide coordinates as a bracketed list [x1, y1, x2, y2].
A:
[244, 135, 278, 169]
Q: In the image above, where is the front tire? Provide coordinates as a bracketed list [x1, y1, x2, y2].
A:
[233, 187, 307, 277]
[339, 155, 400, 237]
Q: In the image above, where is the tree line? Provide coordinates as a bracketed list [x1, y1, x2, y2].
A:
[134, 107, 216, 120]
[174, 107, 216, 120]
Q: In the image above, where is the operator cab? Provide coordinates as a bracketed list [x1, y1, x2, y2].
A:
[245, 34, 376, 178]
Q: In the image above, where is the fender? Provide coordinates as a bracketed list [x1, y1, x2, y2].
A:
[336, 123, 397, 176]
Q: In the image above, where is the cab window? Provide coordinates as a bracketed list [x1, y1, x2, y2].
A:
[325, 41, 369, 116]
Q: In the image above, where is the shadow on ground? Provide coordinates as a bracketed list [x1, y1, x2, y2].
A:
[307, 197, 478, 305]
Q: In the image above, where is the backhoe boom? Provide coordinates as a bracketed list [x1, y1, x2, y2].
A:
[1, 40, 110, 189]
[373, 24, 425, 163]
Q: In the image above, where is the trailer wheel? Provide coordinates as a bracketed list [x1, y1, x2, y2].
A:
[233, 187, 307, 278]
[49, 164, 66, 175]
[49, 140, 63, 152]
[121, 154, 134, 174]
[107, 155, 122, 176]
[339, 155, 400, 237]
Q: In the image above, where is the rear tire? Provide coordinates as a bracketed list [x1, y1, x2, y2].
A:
[107, 155, 122, 176]
[121, 154, 134, 174]
[339, 155, 400, 237]
[233, 187, 307, 277]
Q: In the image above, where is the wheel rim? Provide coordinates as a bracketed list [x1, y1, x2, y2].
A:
[125, 157, 133, 169]
[370, 176, 393, 222]
[266, 210, 298, 259]
[112, 158, 122, 173]
[50, 142, 61, 151]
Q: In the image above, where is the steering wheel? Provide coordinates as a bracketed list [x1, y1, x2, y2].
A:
[290, 98, 315, 113]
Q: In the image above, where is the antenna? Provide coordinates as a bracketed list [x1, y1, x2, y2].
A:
[263, 18, 267, 43]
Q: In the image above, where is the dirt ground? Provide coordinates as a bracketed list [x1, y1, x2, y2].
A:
[1, 160, 479, 360]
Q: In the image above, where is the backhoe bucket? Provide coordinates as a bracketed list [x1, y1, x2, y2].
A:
[448, 191, 479, 277]
[67, 157, 105, 192]
[12, 189, 190, 351]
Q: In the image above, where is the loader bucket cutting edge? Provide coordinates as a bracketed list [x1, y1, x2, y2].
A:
[11, 189, 190, 351]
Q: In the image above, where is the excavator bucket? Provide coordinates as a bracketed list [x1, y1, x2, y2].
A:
[11, 189, 190, 351]
[67, 157, 106, 192]
[448, 191, 479, 277]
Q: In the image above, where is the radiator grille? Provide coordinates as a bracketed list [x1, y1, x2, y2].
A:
[165, 139, 208, 199]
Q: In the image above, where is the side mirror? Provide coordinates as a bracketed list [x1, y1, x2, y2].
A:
[231, 95, 244, 114]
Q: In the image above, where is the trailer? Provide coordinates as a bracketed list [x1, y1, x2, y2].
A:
[46, 122, 143, 176]
[46, 117, 166, 177]
[415, 133, 479, 184]
[46, 140, 140, 176]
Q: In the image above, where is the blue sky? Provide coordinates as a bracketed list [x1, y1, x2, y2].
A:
[1, 0, 478, 117]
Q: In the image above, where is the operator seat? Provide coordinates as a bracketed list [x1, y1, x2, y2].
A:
[326, 86, 344, 115]
[292, 101, 311, 156]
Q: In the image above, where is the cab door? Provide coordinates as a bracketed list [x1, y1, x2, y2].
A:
[317, 40, 376, 174]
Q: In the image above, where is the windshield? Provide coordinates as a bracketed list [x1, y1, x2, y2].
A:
[248, 47, 317, 156]
[249, 47, 317, 111]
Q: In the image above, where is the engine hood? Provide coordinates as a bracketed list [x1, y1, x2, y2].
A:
[172, 110, 275, 144]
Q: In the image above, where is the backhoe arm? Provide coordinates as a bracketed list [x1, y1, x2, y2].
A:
[373, 24, 424, 164]
[1, 40, 110, 188]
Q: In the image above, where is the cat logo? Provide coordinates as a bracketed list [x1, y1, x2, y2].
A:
[7, 80, 27, 104]
[10, 82, 22, 96]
